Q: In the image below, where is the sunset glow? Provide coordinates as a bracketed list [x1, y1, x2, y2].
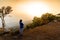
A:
[0, 0, 60, 28]
[16, 2, 49, 17]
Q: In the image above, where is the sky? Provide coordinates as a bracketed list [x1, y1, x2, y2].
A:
[0, 0, 60, 28]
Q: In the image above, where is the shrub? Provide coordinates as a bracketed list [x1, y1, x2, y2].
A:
[25, 13, 56, 30]
[9, 27, 19, 35]
[56, 14, 60, 21]
[33, 17, 41, 26]
[25, 23, 34, 30]
[41, 13, 56, 24]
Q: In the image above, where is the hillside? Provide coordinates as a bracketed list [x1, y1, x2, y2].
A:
[22, 21, 60, 40]
[0, 21, 60, 40]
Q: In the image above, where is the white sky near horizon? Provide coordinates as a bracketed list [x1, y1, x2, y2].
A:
[0, 0, 60, 28]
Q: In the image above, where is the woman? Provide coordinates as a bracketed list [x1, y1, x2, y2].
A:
[19, 19, 24, 36]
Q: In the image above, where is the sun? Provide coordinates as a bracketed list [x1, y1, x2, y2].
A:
[16, 2, 50, 17]
[26, 2, 49, 17]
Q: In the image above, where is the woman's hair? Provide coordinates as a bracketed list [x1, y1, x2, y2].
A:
[20, 19, 22, 22]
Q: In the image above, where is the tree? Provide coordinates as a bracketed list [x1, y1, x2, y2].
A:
[0, 6, 12, 31]
[41, 13, 56, 24]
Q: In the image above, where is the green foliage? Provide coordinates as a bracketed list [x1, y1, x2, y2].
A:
[25, 13, 56, 30]
[25, 23, 34, 30]
[41, 13, 56, 23]
[33, 17, 41, 26]
[55, 13, 60, 21]
[56, 16, 60, 21]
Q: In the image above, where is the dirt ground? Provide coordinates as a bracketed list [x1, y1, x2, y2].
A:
[0, 22, 60, 40]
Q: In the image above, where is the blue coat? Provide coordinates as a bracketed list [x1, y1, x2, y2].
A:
[19, 22, 24, 28]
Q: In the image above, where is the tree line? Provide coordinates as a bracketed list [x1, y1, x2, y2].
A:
[25, 13, 60, 30]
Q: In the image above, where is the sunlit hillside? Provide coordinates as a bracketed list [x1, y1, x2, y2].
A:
[22, 21, 60, 40]
[0, 21, 60, 40]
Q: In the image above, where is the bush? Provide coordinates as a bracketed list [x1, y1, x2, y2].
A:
[25, 13, 56, 30]
[41, 13, 56, 24]
[9, 27, 19, 35]
[33, 17, 41, 26]
[56, 14, 60, 21]
[25, 23, 34, 30]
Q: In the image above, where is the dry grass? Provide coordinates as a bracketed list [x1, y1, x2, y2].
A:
[0, 21, 60, 40]
[0, 28, 4, 32]
[22, 22, 60, 40]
